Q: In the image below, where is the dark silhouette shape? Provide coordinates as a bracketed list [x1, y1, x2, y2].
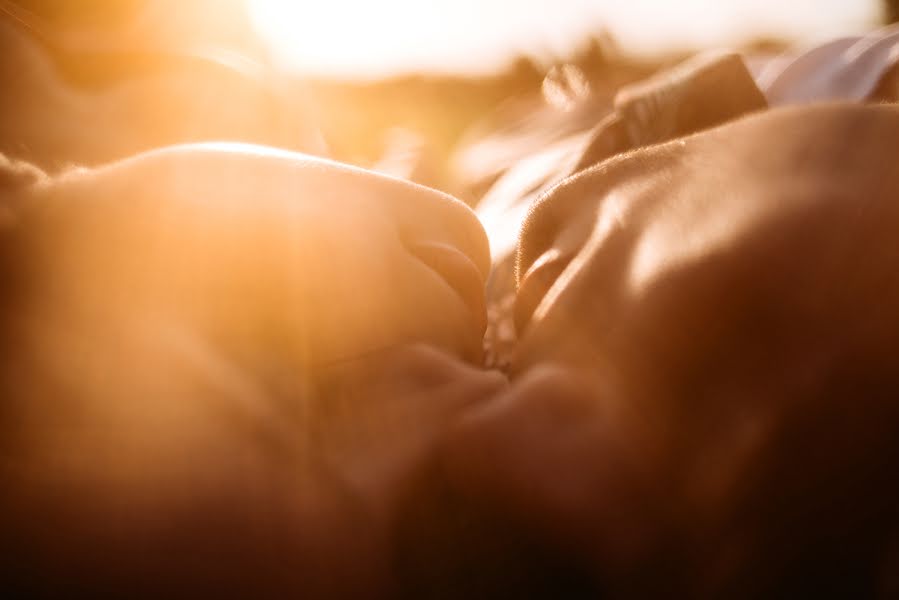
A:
[887, 0, 899, 23]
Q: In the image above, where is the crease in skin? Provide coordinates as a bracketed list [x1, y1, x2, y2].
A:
[47, 142, 492, 279]
[516, 145, 680, 285]
[404, 240, 488, 335]
[12, 143, 494, 369]
[7, 101, 899, 595]
[24, 142, 490, 363]
[516, 162, 670, 338]
[465, 104, 899, 599]
[529, 226, 618, 346]
[514, 247, 571, 335]
[511, 105, 827, 372]
[516, 100, 841, 327]
[514, 202, 599, 335]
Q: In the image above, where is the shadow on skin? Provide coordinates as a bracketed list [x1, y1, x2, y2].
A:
[444, 103, 899, 597]
[0, 144, 497, 596]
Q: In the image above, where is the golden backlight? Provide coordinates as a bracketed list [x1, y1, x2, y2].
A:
[247, 0, 494, 76]
[247, 0, 880, 78]
[246, 0, 601, 77]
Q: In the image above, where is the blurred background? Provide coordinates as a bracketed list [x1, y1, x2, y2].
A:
[0, 0, 894, 196]
[248, 0, 881, 77]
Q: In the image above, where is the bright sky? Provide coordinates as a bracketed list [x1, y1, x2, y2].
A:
[248, 0, 883, 77]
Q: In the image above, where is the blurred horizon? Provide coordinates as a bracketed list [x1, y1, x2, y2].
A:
[249, 0, 883, 78]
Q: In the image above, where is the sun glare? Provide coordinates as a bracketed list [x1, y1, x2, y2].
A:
[247, 0, 483, 76]
[247, 0, 882, 78]
[247, 0, 600, 77]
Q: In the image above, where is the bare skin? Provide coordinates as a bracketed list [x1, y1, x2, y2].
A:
[0, 144, 500, 596]
[444, 103, 899, 597]
[4, 104, 899, 597]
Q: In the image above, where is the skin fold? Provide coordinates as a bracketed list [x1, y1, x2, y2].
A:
[444, 103, 899, 597]
[0, 144, 497, 596]
[2, 104, 899, 597]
